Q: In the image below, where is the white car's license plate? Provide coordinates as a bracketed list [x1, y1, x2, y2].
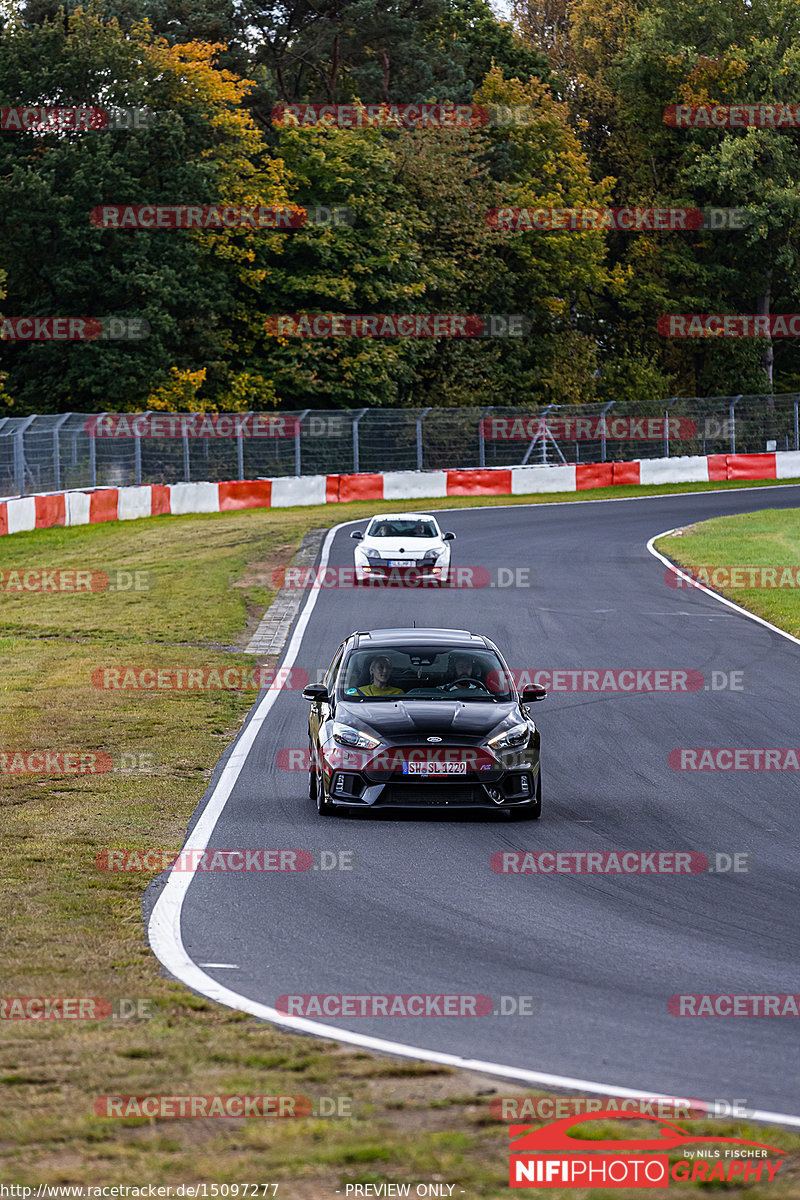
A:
[388, 560, 414, 567]
[402, 761, 467, 775]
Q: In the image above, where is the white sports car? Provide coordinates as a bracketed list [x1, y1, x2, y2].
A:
[351, 513, 456, 585]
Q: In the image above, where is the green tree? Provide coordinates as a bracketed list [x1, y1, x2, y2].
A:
[0, 7, 293, 411]
[611, 0, 800, 393]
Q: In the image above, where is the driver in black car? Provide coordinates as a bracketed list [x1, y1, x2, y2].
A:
[446, 653, 502, 694]
[447, 653, 483, 687]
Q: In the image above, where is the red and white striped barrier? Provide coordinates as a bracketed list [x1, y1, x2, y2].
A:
[2, 451, 799, 538]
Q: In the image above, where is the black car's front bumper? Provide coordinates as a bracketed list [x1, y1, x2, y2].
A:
[324, 758, 539, 810]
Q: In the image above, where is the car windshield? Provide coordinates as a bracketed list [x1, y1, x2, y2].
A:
[366, 519, 437, 539]
[339, 645, 514, 701]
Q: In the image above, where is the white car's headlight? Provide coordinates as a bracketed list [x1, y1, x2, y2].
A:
[332, 722, 381, 750]
[358, 546, 380, 559]
[486, 723, 529, 751]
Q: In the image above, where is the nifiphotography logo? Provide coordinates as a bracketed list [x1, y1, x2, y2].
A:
[508, 1110, 785, 1188]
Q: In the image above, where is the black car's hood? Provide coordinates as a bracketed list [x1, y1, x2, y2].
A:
[335, 699, 518, 740]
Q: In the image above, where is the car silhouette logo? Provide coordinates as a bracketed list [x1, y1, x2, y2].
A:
[427, 736, 442, 743]
[510, 1111, 786, 1155]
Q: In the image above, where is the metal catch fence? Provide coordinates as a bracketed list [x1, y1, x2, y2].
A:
[1, 395, 798, 498]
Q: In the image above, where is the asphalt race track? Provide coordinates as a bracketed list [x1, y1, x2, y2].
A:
[148, 485, 800, 1119]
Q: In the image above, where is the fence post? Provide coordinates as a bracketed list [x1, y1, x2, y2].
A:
[478, 405, 493, 467]
[416, 407, 430, 471]
[352, 408, 368, 473]
[599, 401, 615, 463]
[135, 411, 151, 486]
[795, 396, 799, 451]
[15, 415, 36, 496]
[183, 431, 190, 482]
[295, 409, 309, 476]
[729, 395, 742, 454]
[663, 398, 676, 457]
[236, 412, 248, 477]
[89, 413, 105, 489]
[52, 413, 70, 491]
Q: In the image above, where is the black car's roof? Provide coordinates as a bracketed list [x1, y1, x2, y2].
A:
[351, 628, 489, 648]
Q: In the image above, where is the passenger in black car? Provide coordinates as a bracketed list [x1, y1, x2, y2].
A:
[357, 655, 405, 697]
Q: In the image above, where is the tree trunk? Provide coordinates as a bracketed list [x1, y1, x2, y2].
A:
[756, 268, 773, 402]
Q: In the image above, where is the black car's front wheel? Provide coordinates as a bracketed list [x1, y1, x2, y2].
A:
[311, 753, 337, 816]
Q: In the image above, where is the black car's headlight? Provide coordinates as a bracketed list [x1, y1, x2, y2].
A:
[486, 723, 530, 751]
[332, 722, 381, 750]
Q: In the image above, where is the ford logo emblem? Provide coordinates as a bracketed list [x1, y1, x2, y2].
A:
[427, 736, 442, 743]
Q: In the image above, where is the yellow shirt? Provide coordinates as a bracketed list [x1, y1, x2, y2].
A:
[357, 684, 404, 696]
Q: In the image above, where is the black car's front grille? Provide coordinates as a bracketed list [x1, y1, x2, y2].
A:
[381, 783, 489, 806]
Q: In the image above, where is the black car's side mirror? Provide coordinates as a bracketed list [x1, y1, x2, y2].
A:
[350, 530, 364, 540]
[521, 686, 547, 703]
[443, 531, 456, 541]
[303, 684, 330, 703]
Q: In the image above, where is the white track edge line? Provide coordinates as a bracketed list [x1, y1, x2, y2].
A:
[147, 505, 800, 1130]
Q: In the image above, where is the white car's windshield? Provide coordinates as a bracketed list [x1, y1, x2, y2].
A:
[340, 646, 514, 700]
[366, 519, 438, 539]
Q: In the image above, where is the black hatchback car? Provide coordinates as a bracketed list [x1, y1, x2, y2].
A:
[302, 627, 546, 816]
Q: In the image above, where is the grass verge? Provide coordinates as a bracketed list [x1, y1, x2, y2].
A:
[654, 505, 800, 638]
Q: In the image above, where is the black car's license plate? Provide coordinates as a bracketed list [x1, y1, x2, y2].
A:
[402, 761, 467, 775]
